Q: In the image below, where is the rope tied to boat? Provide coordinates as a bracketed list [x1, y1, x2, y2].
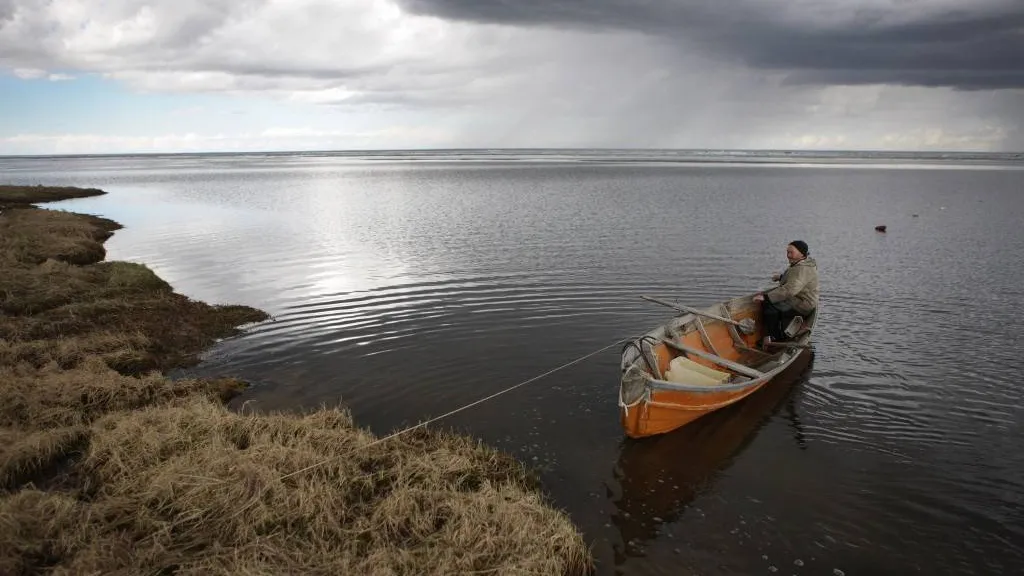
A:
[277, 336, 633, 481]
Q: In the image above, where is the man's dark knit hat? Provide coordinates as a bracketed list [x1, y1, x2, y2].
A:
[789, 240, 809, 257]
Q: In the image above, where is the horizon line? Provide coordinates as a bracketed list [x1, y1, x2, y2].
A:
[1, 147, 1022, 160]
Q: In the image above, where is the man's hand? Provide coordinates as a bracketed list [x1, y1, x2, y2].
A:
[753, 293, 765, 303]
[771, 273, 781, 282]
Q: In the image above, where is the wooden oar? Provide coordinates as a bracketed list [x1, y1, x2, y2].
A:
[641, 295, 755, 334]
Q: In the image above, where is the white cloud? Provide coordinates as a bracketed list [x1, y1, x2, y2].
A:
[287, 87, 358, 105]
[0, 0, 484, 98]
[12, 67, 44, 78]
[9, 67, 74, 80]
[0, 125, 456, 155]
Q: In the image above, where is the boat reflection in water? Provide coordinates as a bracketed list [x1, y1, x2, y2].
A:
[608, 350, 813, 564]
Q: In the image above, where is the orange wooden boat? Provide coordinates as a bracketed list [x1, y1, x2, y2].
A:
[618, 293, 816, 439]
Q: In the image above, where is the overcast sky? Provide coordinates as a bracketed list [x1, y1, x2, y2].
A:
[1, 0, 1021, 154]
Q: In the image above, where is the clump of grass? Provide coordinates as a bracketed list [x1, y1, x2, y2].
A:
[1, 294, 266, 373]
[0, 426, 90, 491]
[0, 490, 86, 575]
[0, 330, 154, 372]
[1, 398, 591, 575]
[0, 186, 593, 575]
[0, 260, 171, 317]
[0, 184, 106, 206]
[0, 206, 119, 266]
[0, 358, 246, 430]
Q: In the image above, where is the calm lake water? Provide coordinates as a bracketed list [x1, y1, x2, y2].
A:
[4, 151, 1023, 575]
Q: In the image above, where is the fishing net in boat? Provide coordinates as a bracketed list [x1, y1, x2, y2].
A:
[620, 365, 648, 408]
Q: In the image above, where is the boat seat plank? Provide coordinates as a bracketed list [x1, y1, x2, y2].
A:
[660, 338, 765, 379]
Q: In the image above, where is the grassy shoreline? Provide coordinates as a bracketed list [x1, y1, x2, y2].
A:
[0, 185, 592, 575]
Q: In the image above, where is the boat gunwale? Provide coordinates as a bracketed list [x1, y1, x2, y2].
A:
[620, 294, 815, 397]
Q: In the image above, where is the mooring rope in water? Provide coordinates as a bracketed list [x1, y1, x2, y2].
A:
[278, 336, 632, 481]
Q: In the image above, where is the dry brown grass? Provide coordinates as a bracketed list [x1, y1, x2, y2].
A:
[0, 206, 120, 266]
[0, 426, 89, 491]
[1, 259, 171, 315]
[0, 184, 106, 206]
[1, 398, 591, 575]
[0, 186, 593, 575]
[0, 359, 245, 431]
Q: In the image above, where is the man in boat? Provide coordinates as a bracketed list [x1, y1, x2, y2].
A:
[753, 240, 818, 345]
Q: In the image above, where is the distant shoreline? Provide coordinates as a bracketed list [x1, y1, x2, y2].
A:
[1, 147, 1021, 161]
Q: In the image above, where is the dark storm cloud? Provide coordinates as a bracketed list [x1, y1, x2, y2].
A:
[398, 0, 1024, 90]
[0, 0, 15, 22]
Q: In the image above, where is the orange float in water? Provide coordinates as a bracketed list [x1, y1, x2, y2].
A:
[619, 293, 816, 439]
